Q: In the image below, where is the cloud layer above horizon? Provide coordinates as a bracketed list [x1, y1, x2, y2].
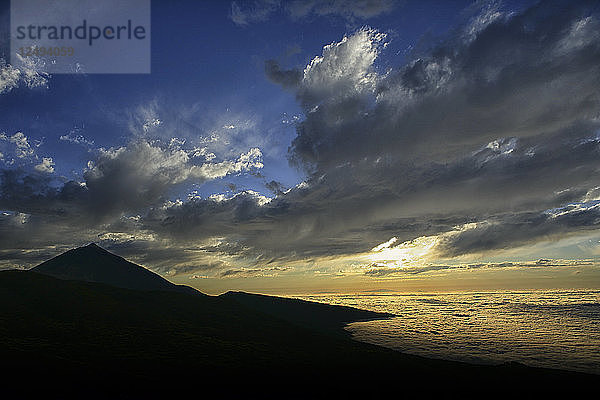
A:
[2, 0, 600, 286]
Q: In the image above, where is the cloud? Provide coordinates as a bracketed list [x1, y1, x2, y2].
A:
[0, 57, 49, 94]
[434, 202, 600, 258]
[0, 132, 35, 159]
[265, 59, 302, 89]
[141, 190, 273, 241]
[371, 236, 397, 252]
[128, 100, 163, 136]
[1, 137, 264, 224]
[230, 0, 395, 26]
[220, 266, 289, 278]
[0, 61, 20, 94]
[286, 8, 600, 171]
[59, 131, 95, 147]
[230, 0, 280, 26]
[1, 132, 57, 178]
[362, 196, 600, 263]
[268, 27, 387, 107]
[34, 158, 55, 173]
[254, 1, 600, 261]
[194, 147, 263, 180]
[362, 259, 594, 277]
[286, 0, 395, 21]
[265, 180, 286, 195]
[300, 27, 387, 106]
[4, 1, 600, 279]
[105, 1, 595, 274]
[78, 141, 263, 218]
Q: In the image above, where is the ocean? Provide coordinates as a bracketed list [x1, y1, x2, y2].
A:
[293, 290, 600, 375]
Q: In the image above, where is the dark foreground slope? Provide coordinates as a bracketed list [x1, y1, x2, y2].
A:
[0, 270, 595, 398]
[221, 290, 395, 335]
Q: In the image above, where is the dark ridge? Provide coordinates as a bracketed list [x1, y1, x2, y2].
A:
[220, 290, 395, 336]
[31, 243, 200, 295]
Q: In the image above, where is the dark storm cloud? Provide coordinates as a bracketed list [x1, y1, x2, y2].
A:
[434, 202, 600, 258]
[264, 180, 286, 195]
[141, 191, 274, 240]
[129, 118, 600, 266]
[289, 1, 600, 170]
[0, 139, 263, 222]
[204, 123, 600, 261]
[265, 60, 302, 88]
[253, 0, 600, 261]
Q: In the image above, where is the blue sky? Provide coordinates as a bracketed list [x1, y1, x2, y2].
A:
[2, 0, 600, 294]
[2, 0, 483, 197]
[1, 0, 540, 197]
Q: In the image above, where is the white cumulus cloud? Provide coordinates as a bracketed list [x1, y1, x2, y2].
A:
[34, 157, 55, 173]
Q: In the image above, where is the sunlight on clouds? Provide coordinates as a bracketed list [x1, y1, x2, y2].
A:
[363, 223, 486, 270]
[97, 231, 157, 243]
[302, 27, 387, 102]
[192, 147, 263, 180]
[370, 237, 397, 252]
[208, 190, 272, 206]
[191, 147, 217, 161]
[34, 157, 55, 173]
[367, 235, 439, 267]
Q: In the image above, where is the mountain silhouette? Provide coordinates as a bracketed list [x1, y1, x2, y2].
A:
[32, 243, 198, 295]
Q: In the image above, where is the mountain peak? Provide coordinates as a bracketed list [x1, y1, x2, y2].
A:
[31, 244, 197, 294]
[75, 242, 101, 252]
[80, 242, 113, 255]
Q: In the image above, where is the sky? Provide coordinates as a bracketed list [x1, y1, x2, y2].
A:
[1, 0, 600, 294]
